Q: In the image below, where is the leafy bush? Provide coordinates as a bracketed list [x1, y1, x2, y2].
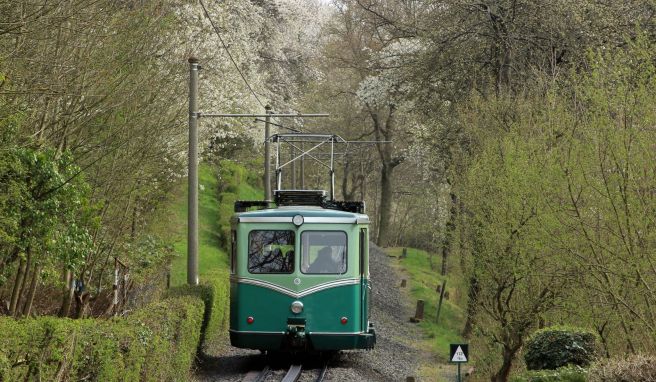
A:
[588, 354, 656, 382]
[524, 326, 598, 370]
[512, 365, 588, 382]
[0, 290, 207, 381]
[165, 273, 229, 353]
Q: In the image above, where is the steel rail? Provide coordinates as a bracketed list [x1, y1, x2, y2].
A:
[281, 364, 303, 382]
[316, 362, 329, 382]
[241, 365, 270, 382]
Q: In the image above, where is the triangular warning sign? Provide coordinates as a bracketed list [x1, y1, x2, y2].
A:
[451, 346, 467, 362]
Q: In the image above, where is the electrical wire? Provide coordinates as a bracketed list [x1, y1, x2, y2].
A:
[197, 0, 308, 133]
[198, 0, 266, 109]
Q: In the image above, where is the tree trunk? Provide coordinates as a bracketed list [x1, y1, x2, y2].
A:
[377, 163, 394, 246]
[74, 291, 89, 319]
[491, 346, 516, 382]
[359, 162, 366, 201]
[370, 104, 402, 247]
[9, 258, 26, 315]
[462, 276, 479, 338]
[14, 249, 32, 317]
[21, 263, 40, 317]
[59, 269, 74, 317]
[342, 158, 351, 200]
[441, 192, 457, 276]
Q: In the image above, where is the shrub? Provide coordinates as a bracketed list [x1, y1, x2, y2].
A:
[512, 365, 588, 382]
[524, 326, 597, 370]
[588, 354, 656, 382]
[165, 273, 229, 354]
[0, 291, 206, 381]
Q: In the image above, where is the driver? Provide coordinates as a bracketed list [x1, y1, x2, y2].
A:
[308, 246, 338, 273]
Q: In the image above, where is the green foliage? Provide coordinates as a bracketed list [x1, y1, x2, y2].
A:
[450, 35, 656, 380]
[512, 365, 588, 382]
[524, 327, 598, 370]
[589, 354, 656, 382]
[165, 274, 229, 354]
[217, 160, 263, 246]
[0, 145, 96, 287]
[0, 292, 206, 381]
[121, 235, 175, 284]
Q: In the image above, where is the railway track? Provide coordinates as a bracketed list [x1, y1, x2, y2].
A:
[242, 362, 329, 382]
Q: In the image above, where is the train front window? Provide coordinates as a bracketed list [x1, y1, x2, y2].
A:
[301, 231, 347, 274]
[248, 230, 295, 273]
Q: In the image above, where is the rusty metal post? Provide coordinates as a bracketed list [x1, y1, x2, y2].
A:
[436, 280, 447, 323]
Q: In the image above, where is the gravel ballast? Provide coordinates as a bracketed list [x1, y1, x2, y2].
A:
[194, 243, 427, 381]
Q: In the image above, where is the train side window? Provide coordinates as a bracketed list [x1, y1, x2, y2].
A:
[248, 230, 295, 274]
[230, 230, 237, 274]
[301, 231, 347, 274]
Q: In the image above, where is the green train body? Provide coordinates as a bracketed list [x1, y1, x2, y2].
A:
[229, 194, 376, 352]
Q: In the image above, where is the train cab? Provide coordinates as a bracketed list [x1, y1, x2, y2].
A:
[229, 190, 376, 351]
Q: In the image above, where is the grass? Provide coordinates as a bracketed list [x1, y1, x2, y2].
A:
[386, 247, 467, 380]
[153, 161, 263, 287]
[164, 164, 226, 286]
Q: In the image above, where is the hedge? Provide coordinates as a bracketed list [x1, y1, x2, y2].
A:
[0, 281, 223, 381]
[165, 271, 230, 353]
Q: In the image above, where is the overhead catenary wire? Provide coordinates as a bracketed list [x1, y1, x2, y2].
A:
[198, 0, 266, 109]
[198, 0, 306, 130]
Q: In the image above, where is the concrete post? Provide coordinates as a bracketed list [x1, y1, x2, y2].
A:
[300, 141, 305, 189]
[187, 57, 199, 286]
[264, 105, 272, 200]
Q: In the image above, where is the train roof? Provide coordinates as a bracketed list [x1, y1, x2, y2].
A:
[234, 206, 370, 224]
[233, 190, 368, 224]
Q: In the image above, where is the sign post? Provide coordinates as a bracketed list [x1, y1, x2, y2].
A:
[449, 343, 469, 382]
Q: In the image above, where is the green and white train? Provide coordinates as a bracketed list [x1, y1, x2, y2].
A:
[229, 190, 376, 352]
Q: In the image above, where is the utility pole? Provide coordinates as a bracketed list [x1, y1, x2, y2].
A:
[264, 105, 272, 200]
[300, 141, 305, 189]
[185, 58, 329, 286]
[187, 57, 199, 286]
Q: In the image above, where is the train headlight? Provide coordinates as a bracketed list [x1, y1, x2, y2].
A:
[290, 301, 304, 314]
[292, 215, 304, 226]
